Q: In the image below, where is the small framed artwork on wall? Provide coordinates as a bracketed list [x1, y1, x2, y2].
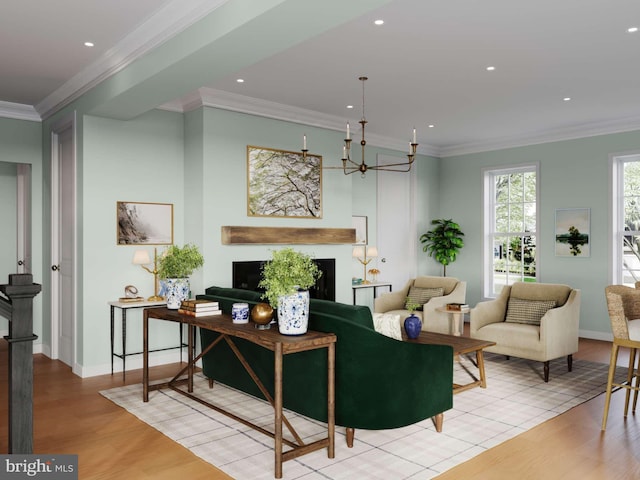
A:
[555, 208, 590, 257]
[117, 201, 173, 245]
[352, 215, 368, 245]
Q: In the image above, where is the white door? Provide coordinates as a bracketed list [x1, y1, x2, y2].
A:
[376, 154, 417, 290]
[51, 116, 76, 367]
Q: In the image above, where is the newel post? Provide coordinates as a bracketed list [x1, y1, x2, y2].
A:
[0, 273, 42, 454]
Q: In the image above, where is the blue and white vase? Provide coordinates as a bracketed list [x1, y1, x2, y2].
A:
[161, 278, 190, 309]
[277, 289, 310, 335]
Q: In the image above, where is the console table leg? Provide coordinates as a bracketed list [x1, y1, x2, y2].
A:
[122, 309, 127, 381]
[143, 311, 149, 402]
[274, 342, 283, 478]
[110, 306, 115, 375]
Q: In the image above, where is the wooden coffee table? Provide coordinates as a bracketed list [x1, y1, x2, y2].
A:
[404, 331, 496, 394]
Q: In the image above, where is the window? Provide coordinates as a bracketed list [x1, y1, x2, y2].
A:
[483, 165, 538, 297]
[611, 153, 640, 285]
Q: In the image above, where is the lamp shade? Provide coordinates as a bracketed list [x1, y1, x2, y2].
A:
[132, 250, 151, 265]
[366, 246, 378, 258]
[352, 246, 365, 258]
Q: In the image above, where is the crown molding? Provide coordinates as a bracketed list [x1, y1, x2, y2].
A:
[0, 101, 41, 122]
[158, 87, 441, 157]
[437, 115, 640, 158]
[35, 0, 228, 121]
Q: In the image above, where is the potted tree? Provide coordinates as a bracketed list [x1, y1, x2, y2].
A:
[158, 243, 204, 309]
[259, 247, 322, 335]
[420, 218, 464, 276]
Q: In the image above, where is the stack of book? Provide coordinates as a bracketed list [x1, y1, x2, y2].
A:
[178, 299, 221, 317]
[446, 302, 469, 311]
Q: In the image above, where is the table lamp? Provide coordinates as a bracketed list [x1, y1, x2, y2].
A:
[353, 246, 378, 284]
[132, 247, 163, 301]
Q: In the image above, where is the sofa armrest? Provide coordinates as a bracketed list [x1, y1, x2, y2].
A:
[423, 281, 466, 311]
[374, 280, 412, 313]
[540, 289, 581, 356]
[470, 289, 510, 334]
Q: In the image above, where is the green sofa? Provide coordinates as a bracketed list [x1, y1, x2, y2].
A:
[196, 286, 453, 446]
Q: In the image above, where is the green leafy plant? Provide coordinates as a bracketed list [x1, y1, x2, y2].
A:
[157, 243, 204, 279]
[419, 218, 465, 276]
[259, 248, 322, 308]
[405, 298, 420, 314]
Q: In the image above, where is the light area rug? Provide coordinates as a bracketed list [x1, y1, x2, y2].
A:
[100, 354, 625, 480]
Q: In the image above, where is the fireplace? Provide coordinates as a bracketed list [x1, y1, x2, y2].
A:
[232, 259, 335, 301]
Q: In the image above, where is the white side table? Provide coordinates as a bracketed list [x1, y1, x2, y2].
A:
[108, 300, 166, 380]
[436, 306, 470, 336]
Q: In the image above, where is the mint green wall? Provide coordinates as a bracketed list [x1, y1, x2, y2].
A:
[81, 111, 185, 370]
[440, 130, 640, 337]
[198, 107, 356, 304]
[0, 118, 42, 339]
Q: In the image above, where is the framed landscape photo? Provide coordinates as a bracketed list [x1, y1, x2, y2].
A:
[352, 215, 368, 245]
[555, 208, 590, 257]
[247, 145, 322, 218]
[117, 201, 173, 245]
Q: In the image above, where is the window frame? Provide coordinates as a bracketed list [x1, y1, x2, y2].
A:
[482, 162, 540, 299]
[610, 151, 640, 285]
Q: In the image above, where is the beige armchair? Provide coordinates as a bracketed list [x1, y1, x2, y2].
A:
[374, 276, 466, 334]
[470, 282, 581, 382]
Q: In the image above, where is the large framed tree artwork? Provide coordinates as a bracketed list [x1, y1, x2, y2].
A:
[247, 145, 322, 218]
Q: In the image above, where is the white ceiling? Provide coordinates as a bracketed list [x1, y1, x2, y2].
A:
[3, 0, 640, 156]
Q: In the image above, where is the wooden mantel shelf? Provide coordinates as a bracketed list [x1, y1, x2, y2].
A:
[221, 226, 356, 245]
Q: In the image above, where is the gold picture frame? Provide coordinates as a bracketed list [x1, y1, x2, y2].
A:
[247, 145, 322, 218]
[117, 201, 174, 245]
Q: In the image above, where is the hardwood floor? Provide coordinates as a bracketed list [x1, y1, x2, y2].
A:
[1, 336, 639, 479]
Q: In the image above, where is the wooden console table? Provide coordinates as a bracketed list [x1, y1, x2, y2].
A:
[142, 307, 336, 478]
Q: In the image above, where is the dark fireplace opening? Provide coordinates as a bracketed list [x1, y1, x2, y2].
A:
[232, 259, 335, 301]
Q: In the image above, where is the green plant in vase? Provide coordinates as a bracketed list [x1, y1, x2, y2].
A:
[157, 243, 204, 309]
[259, 247, 321, 335]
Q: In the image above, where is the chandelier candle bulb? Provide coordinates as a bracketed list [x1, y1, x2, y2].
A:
[346, 122, 350, 139]
[413, 128, 416, 144]
[303, 134, 307, 150]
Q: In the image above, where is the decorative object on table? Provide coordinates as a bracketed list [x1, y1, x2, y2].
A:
[352, 277, 363, 285]
[259, 247, 322, 335]
[368, 268, 380, 283]
[232, 303, 250, 324]
[157, 243, 204, 309]
[446, 302, 469, 311]
[403, 298, 422, 339]
[250, 303, 274, 329]
[117, 201, 173, 245]
[352, 215, 368, 245]
[323, 76, 417, 177]
[247, 145, 322, 218]
[555, 208, 590, 257]
[132, 248, 163, 301]
[178, 299, 221, 317]
[420, 218, 465, 276]
[352, 245, 378, 284]
[118, 284, 143, 302]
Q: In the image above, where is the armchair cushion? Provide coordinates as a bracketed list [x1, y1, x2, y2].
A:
[405, 287, 444, 310]
[505, 297, 557, 325]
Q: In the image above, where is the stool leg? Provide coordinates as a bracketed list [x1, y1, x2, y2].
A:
[634, 349, 640, 413]
[602, 343, 620, 431]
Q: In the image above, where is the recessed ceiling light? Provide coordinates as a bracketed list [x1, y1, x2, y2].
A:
[563, 97, 571, 102]
[486, 66, 496, 71]
[428, 124, 435, 128]
[346, 105, 354, 109]
[374, 19, 384, 26]
[628, 27, 638, 33]
[236, 78, 244, 83]
[84, 42, 94, 47]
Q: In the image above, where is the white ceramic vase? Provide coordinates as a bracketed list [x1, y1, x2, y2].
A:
[277, 290, 310, 335]
[161, 278, 190, 309]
